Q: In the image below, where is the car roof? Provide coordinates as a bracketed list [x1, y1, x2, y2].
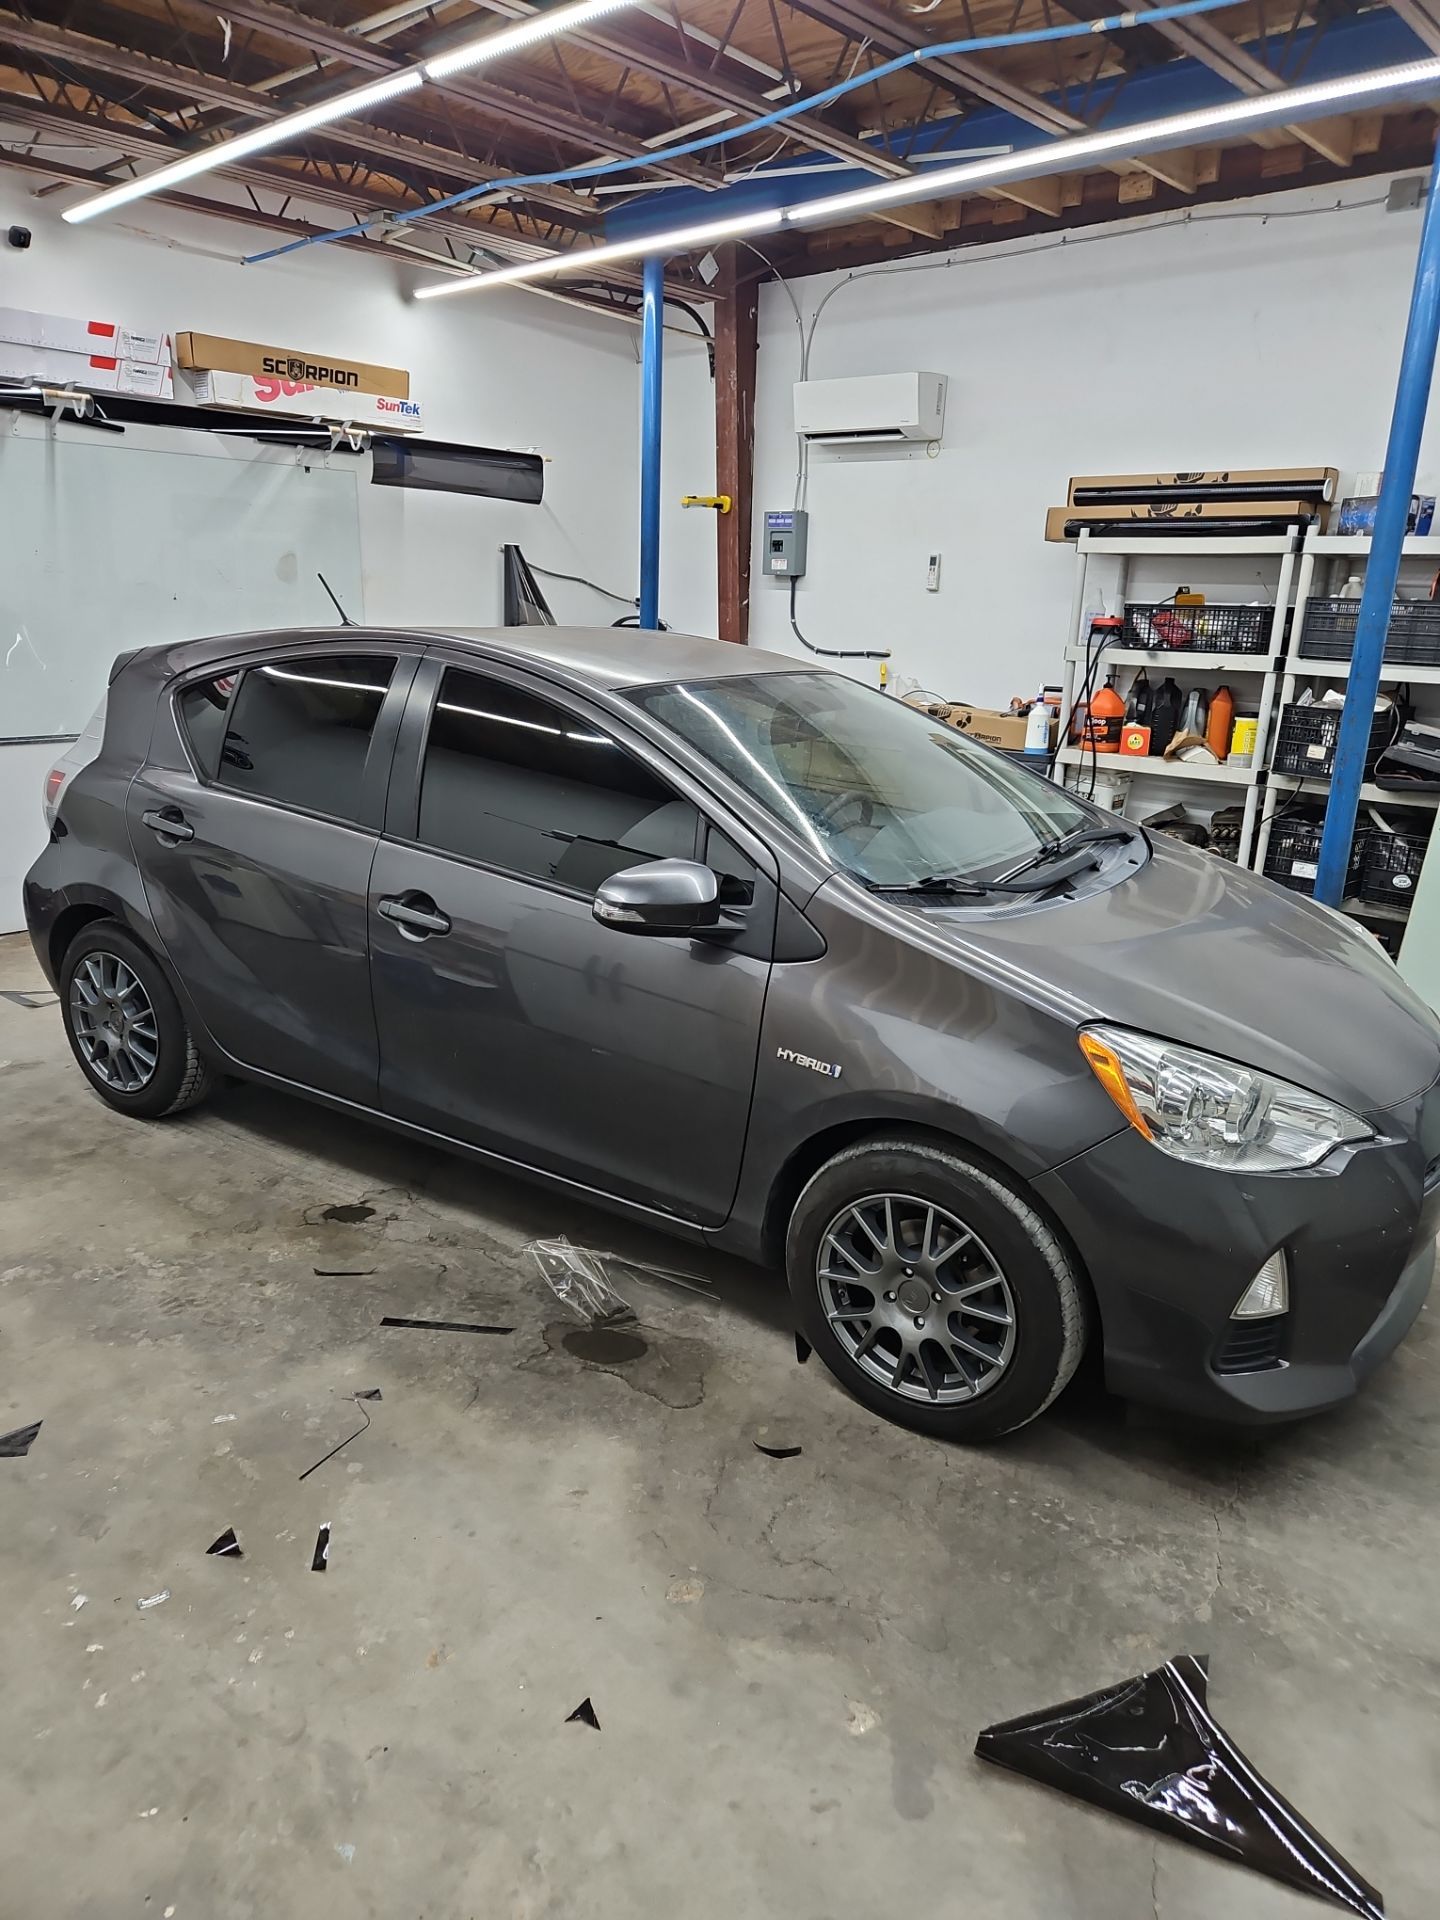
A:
[160, 624, 807, 692]
[431, 626, 803, 690]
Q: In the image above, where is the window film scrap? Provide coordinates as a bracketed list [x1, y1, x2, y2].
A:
[975, 1654, 1383, 1918]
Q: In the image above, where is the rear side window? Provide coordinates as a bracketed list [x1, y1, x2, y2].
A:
[212, 655, 396, 823]
[418, 667, 698, 893]
[178, 674, 236, 780]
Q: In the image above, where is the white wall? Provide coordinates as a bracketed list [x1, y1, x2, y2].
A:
[749, 176, 1440, 702]
[0, 174, 715, 927]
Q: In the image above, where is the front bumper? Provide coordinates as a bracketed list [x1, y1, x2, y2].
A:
[1034, 1077, 1440, 1424]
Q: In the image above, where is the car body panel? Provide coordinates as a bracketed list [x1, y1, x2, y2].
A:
[1035, 1076, 1440, 1421]
[911, 833, 1440, 1113]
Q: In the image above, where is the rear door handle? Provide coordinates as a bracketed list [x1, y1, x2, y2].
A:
[141, 807, 194, 843]
[378, 893, 451, 939]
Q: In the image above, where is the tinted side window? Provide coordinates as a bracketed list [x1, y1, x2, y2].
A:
[419, 668, 698, 893]
[215, 655, 396, 823]
[178, 673, 237, 779]
[706, 825, 757, 907]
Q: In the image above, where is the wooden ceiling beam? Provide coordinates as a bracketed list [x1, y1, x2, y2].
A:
[1388, 0, 1440, 54]
[0, 82, 711, 297]
[0, 11, 606, 217]
[784, 0, 1197, 195]
[1135, 13, 1356, 167]
[457, 0, 951, 241]
[0, 7, 715, 213]
[173, 0, 716, 187]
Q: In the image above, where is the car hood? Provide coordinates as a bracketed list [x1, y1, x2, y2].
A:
[873, 835, 1440, 1115]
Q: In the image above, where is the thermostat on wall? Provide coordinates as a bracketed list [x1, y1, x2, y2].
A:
[765, 508, 808, 579]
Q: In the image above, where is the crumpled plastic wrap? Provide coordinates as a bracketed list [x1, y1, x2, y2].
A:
[975, 1653, 1383, 1918]
[525, 1236, 714, 1327]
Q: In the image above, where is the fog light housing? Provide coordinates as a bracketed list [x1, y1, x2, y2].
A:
[1232, 1250, 1289, 1320]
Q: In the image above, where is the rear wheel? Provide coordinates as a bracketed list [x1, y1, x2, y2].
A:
[60, 920, 213, 1119]
[786, 1137, 1089, 1441]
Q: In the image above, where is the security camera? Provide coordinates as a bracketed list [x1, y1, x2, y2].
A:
[6, 225, 31, 249]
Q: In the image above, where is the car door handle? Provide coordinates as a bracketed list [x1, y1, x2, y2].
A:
[378, 894, 451, 938]
[141, 807, 194, 843]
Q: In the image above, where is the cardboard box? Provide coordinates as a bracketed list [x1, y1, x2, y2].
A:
[1068, 467, 1339, 506]
[0, 343, 173, 396]
[175, 331, 409, 399]
[943, 703, 1056, 752]
[178, 367, 423, 431]
[0, 306, 168, 363]
[1045, 500, 1324, 541]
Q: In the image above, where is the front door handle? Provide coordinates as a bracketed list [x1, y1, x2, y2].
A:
[378, 893, 451, 939]
[141, 807, 194, 843]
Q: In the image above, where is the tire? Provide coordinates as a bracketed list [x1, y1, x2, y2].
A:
[786, 1137, 1090, 1441]
[59, 919, 214, 1119]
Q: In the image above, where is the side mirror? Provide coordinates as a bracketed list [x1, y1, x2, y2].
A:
[592, 858, 720, 936]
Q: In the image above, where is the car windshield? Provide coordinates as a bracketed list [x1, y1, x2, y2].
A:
[629, 670, 1093, 889]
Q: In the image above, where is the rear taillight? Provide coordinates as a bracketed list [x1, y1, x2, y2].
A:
[43, 764, 68, 827]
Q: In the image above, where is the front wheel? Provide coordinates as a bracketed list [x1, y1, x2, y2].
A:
[60, 920, 214, 1119]
[786, 1138, 1090, 1441]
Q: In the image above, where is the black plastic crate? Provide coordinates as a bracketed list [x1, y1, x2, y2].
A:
[1357, 828, 1429, 911]
[1270, 702, 1395, 779]
[1262, 818, 1366, 896]
[1122, 603, 1272, 654]
[1299, 596, 1440, 666]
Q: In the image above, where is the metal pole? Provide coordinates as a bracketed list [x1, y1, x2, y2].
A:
[639, 253, 664, 630]
[1315, 131, 1440, 905]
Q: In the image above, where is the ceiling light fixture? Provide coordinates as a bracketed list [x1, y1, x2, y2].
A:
[61, 0, 642, 225]
[415, 55, 1440, 298]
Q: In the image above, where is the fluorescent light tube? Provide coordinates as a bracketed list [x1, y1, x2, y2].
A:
[61, 0, 643, 225]
[416, 55, 1440, 298]
[62, 70, 426, 223]
[423, 0, 641, 80]
[416, 208, 783, 297]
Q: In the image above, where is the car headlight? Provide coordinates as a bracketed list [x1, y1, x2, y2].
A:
[1078, 1024, 1373, 1172]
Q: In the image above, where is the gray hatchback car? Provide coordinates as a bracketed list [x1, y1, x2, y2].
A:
[25, 625, 1440, 1440]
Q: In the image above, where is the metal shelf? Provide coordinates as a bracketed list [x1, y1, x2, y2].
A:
[1304, 533, 1440, 558]
[1063, 646, 1278, 671]
[1288, 655, 1440, 686]
[1058, 746, 1255, 784]
[1268, 774, 1440, 809]
[1078, 533, 1298, 558]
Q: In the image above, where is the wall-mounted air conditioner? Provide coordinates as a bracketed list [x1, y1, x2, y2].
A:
[792, 372, 947, 446]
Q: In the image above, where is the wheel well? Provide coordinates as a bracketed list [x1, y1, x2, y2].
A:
[48, 903, 117, 980]
[759, 1119, 1101, 1337]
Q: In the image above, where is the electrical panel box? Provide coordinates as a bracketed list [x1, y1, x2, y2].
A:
[765, 508, 808, 579]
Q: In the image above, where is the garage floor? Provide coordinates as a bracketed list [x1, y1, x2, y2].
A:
[2, 931, 1438, 1920]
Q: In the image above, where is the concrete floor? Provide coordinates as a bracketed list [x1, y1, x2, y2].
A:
[2, 930, 1438, 1920]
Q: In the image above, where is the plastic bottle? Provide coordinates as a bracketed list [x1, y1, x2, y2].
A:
[1149, 678, 1183, 756]
[1083, 675, 1126, 754]
[1206, 686, 1234, 761]
[1024, 697, 1051, 755]
[1179, 687, 1209, 740]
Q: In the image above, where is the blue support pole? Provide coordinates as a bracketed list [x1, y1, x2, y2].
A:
[1315, 130, 1440, 906]
[639, 254, 665, 631]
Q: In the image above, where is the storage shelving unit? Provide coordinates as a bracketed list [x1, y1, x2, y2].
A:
[1056, 530, 1302, 866]
[1252, 529, 1440, 953]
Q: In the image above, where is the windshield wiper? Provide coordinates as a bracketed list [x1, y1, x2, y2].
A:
[996, 822, 1134, 886]
[867, 825, 1134, 900]
[868, 873, 990, 897]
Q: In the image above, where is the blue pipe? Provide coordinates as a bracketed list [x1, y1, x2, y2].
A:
[241, 0, 1250, 266]
[639, 254, 664, 631]
[1314, 125, 1440, 907]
